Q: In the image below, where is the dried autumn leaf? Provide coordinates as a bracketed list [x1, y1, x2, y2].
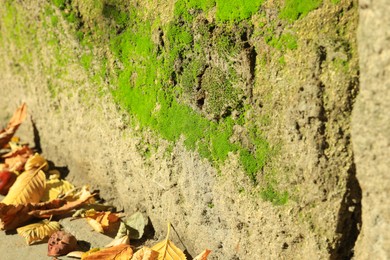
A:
[151, 223, 187, 260]
[116, 212, 147, 240]
[131, 247, 159, 260]
[0, 203, 32, 230]
[67, 251, 84, 258]
[2, 145, 33, 172]
[0, 103, 27, 148]
[86, 218, 104, 233]
[17, 219, 61, 245]
[105, 236, 129, 248]
[25, 153, 48, 172]
[193, 249, 211, 260]
[41, 176, 75, 201]
[28, 193, 96, 218]
[82, 244, 133, 260]
[1, 166, 46, 205]
[83, 209, 120, 233]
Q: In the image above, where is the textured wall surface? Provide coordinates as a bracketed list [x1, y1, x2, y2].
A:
[352, 0, 390, 258]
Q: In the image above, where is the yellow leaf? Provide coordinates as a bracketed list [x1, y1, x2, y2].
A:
[67, 251, 84, 258]
[105, 236, 130, 248]
[41, 177, 75, 201]
[83, 209, 120, 232]
[24, 153, 48, 172]
[82, 244, 133, 260]
[151, 223, 186, 260]
[1, 167, 46, 205]
[193, 249, 211, 260]
[86, 218, 104, 233]
[131, 247, 159, 260]
[17, 219, 61, 245]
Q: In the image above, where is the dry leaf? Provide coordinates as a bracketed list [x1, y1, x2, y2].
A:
[81, 244, 133, 260]
[105, 236, 130, 248]
[1, 167, 46, 205]
[2, 145, 33, 172]
[24, 153, 48, 172]
[17, 219, 61, 245]
[116, 211, 147, 240]
[86, 218, 104, 233]
[0, 203, 32, 230]
[83, 209, 120, 233]
[193, 249, 211, 260]
[151, 223, 187, 260]
[28, 193, 95, 218]
[41, 176, 75, 201]
[131, 247, 159, 260]
[0, 194, 95, 230]
[67, 251, 84, 259]
[0, 103, 27, 148]
[48, 231, 78, 256]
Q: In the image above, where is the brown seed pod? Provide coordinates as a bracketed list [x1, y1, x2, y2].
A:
[48, 231, 78, 257]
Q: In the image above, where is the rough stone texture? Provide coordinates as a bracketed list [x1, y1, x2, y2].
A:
[352, 0, 390, 258]
[0, 1, 365, 259]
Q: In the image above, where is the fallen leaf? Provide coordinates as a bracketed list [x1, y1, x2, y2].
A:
[131, 247, 159, 260]
[17, 219, 61, 245]
[24, 153, 49, 172]
[0, 194, 95, 230]
[83, 209, 120, 233]
[48, 231, 78, 256]
[86, 218, 104, 233]
[1, 166, 46, 205]
[0, 203, 32, 230]
[2, 145, 33, 172]
[116, 211, 147, 240]
[81, 244, 133, 260]
[0, 103, 27, 148]
[105, 236, 130, 248]
[41, 176, 75, 201]
[67, 251, 84, 259]
[28, 193, 95, 218]
[193, 249, 211, 260]
[151, 223, 186, 260]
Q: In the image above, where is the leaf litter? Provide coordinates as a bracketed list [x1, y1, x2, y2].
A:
[0, 104, 211, 259]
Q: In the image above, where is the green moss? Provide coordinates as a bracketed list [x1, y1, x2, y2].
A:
[331, 0, 341, 4]
[216, 0, 264, 22]
[266, 32, 298, 51]
[52, 0, 67, 9]
[279, 0, 323, 21]
[80, 53, 93, 70]
[261, 185, 289, 205]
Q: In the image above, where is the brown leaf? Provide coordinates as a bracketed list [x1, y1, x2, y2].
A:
[17, 219, 61, 245]
[81, 244, 133, 260]
[0, 195, 94, 230]
[0, 203, 32, 230]
[28, 193, 95, 218]
[0, 103, 27, 148]
[151, 223, 186, 260]
[193, 249, 211, 260]
[1, 167, 46, 205]
[2, 145, 33, 172]
[131, 247, 159, 260]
